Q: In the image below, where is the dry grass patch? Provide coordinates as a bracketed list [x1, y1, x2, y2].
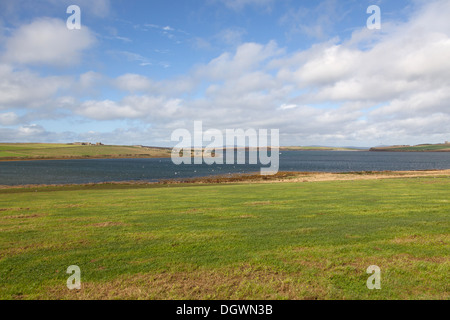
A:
[54, 204, 86, 209]
[390, 234, 449, 245]
[88, 222, 129, 228]
[0, 207, 31, 212]
[239, 215, 257, 219]
[42, 265, 326, 300]
[245, 201, 273, 206]
[0, 239, 91, 259]
[1, 213, 46, 220]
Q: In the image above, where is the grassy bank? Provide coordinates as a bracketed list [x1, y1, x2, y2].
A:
[0, 175, 449, 300]
[0, 143, 171, 161]
[370, 144, 450, 152]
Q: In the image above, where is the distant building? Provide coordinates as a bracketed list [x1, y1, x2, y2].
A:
[96, 142, 103, 146]
[445, 141, 450, 145]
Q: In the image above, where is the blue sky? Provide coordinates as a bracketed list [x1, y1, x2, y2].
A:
[0, 0, 449, 147]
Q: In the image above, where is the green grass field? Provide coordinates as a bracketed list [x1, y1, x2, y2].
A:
[0, 143, 171, 160]
[0, 177, 449, 300]
[370, 144, 450, 152]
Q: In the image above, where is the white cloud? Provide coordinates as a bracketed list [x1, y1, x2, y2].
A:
[0, 112, 20, 126]
[77, 100, 142, 120]
[2, 18, 96, 67]
[76, 96, 183, 121]
[0, 124, 79, 143]
[114, 74, 154, 93]
[0, 64, 72, 109]
[278, 104, 297, 111]
[195, 41, 283, 80]
[18, 124, 45, 135]
[281, 0, 450, 112]
[114, 73, 196, 96]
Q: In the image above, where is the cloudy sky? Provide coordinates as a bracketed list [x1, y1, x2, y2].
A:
[0, 0, 449, 147]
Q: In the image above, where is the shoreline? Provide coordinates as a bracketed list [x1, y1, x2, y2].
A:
[369, 149, 450, 152]
[1, 169, 449, 190]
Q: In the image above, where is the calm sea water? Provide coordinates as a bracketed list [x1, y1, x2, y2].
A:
[0, 151, 449, 186]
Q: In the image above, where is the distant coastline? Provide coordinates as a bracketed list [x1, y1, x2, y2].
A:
[1, 142, 449, 162]
[0, 143, 172, 162]
[0, 143, 364, 162]
[370, 143, 450, 152]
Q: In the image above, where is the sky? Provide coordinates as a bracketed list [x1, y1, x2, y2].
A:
[0, 0, 449, 147]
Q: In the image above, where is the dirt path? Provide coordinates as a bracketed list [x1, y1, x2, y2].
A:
[273, 170, 450, 183]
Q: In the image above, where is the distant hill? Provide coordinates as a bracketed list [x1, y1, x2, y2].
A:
[0, 143, 371, 161]
[370, 143, 450, 152]
[0, 143, 172, 161]
[280, 146, 363, 151]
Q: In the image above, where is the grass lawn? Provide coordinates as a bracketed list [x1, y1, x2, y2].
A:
[0, 177, 449, 300]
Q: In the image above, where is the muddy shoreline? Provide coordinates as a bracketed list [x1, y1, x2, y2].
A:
[1, 169, 449, 190]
